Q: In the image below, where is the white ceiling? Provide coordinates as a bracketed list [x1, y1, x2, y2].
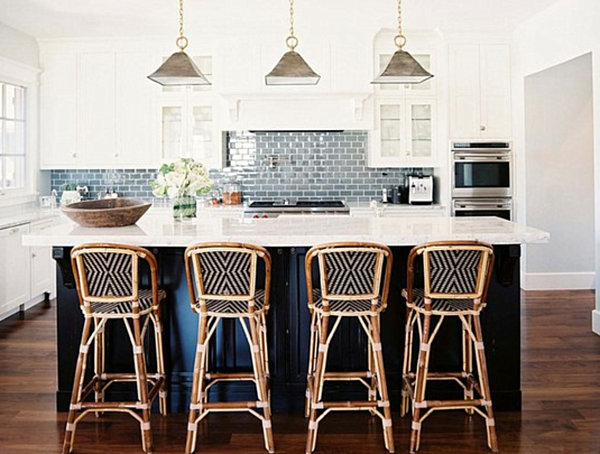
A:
[0, 0, 561, 39]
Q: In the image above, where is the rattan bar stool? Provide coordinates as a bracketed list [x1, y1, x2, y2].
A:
[304, 242, 395, 454]
[400, 241, 498, 453]
[184, 242, 274, 454]
[63, 243, 167, 454]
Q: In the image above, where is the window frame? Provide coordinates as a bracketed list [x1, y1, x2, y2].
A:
[0, 56, 40, 203]
[0, 82, 27, 192]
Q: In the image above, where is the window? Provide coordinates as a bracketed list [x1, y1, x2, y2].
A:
[0, 82, 26, 190]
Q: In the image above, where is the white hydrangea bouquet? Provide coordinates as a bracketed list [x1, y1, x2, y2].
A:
[150, 158, 212, 220]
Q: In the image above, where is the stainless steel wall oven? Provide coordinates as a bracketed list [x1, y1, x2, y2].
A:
[451, 141, 513, 220]
[451, 142, 512, 198]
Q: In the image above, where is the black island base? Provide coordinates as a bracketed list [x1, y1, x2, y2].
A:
[52, 244, 521, 413]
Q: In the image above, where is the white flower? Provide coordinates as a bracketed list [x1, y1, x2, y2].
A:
[150, 158, 213, 199]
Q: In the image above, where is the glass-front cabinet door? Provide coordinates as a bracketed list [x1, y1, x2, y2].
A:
[159, 99, 223, 169]
[407, 101, 434, 160]
[369, 98, 436, 167]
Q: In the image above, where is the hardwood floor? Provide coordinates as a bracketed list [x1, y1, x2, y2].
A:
[0, 290, 598, 453]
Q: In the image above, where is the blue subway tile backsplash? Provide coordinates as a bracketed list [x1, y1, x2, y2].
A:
[50, 131, 432, 202]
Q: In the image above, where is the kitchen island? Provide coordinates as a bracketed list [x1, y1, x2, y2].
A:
[23, 212, 548, 413]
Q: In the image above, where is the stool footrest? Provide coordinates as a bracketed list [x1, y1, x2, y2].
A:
[323, 371, 372, 379]
[314, 400, 380, 409]
[205, 372, 255, 380]
[203, 400, 266, 410]
[417, 399, 487, 409]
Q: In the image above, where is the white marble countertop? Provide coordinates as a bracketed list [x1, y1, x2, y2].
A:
[0, 204, 60, 230]
[23, 210, 549, 247]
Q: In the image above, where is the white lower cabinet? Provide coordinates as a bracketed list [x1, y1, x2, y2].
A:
[0, 224, 31, 316]
[0, 219, 57, 320]
[29, 220, 56, 299]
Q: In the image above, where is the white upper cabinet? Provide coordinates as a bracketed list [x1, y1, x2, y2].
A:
[368, 30, 441, 168]
[449, 43, 511, 139]
[40, 42, 160, 169]
[40, 50, 78, 168]
[76, 52, 116, 167]
[370, 98, 436, 167]
[115, 52, 156, 166]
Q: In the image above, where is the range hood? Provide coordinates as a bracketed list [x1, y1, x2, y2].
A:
[220, 92, 372, 131]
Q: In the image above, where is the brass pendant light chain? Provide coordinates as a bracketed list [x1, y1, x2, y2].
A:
[286, 0, 298, 51]
[176, 0, 189, 51]
[394, 0, 407, 49]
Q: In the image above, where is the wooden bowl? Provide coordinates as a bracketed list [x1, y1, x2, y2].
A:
[62, 198, 151, 227]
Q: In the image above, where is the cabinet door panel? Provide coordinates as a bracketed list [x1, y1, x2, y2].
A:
[480, 44, 511, 138]
[40, 52, 78, 168]
[116, 52, 157, 167]
[449, 44, 481, 138]
[29, 221, 56, 298]
[76, 52, 116, 166]
[0, 224, 30, 314]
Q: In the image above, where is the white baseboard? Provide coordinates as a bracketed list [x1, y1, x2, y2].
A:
[593, 310, 600, 336]
[522, 272, 595, 290]
[0, 292, 52, 322]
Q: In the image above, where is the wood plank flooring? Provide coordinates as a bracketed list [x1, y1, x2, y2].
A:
[0, 290, 598, 453]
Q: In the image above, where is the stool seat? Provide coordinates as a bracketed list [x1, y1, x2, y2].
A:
[402, 288, 482, 315]
[89, 289, 167, 316]
[196, 289, 266, 315]
[312, 289, 379, 315]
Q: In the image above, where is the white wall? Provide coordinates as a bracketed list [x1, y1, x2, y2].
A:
[524, 54, 594, 286]
[511, 0, 600, 333]
[0, 23, 39, 67]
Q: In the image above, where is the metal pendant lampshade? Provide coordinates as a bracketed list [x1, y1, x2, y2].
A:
[372, 0, 433, 84]
[265, 49, 320, 85]
[374, 49, 433, 84]
[147, 0, 211, 86]
[265, 0, 320, 86]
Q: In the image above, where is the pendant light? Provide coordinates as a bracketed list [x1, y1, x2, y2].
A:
[265, 0, 320, 85]
[372, 0, 433, 84]
[148, 0, 210, 86]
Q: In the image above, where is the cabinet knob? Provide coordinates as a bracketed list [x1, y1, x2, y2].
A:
[480, 125, 487, 131]
[72, 152, 77, 158]
[114, 153, 119, 158]
[32, 253, 37, 258]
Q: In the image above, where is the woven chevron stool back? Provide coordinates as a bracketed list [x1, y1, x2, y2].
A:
[64, 244, 168, 454]
[183, 243, 274, 454]
[401, 241, 498, 454]
[304, 242, 395, 454]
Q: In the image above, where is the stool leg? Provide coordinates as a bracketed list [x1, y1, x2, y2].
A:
[260, 312, 270, 380]
[409, 312, 431, 454]
[367, 318, 378, 415]
[93, 318, 105, 417]
[401, 307, 415, 417]
[248, 314, 275, 453]
[152, 310, 168, 416]
[304, 311, 318, 418]
[185, 315, 209, 454]
[473, 315, 499, 452]
[463, 314, 474, 415]
[305, 313, 330, 454]
[129, 317, 153, 454]
[62, 316, 93, 454]
[370, 314, 395, 453]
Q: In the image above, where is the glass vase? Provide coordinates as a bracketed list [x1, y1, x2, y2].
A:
[172, 195, 197, 221]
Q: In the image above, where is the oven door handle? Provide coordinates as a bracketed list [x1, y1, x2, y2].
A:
[453, 154, 511, 162]
[454, 204, 512, 210]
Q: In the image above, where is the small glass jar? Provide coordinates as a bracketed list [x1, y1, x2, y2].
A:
[222, 181, 242, 205]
